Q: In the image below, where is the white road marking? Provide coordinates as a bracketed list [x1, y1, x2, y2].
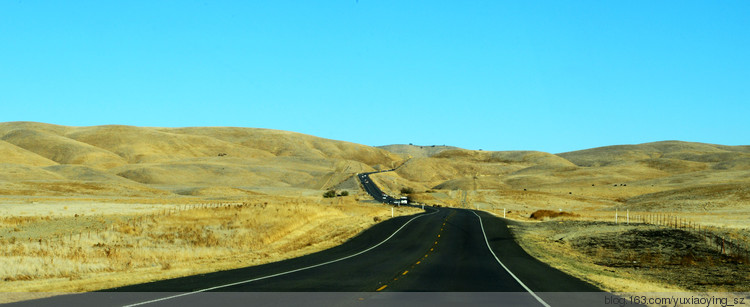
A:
[472, 211, 551, 307]
[123, 209, 438, 307]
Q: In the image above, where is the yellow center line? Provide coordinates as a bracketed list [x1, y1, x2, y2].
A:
[416, 261, 421, 264]
[376, 285, 388, 291]
[402, 270, 409, 275]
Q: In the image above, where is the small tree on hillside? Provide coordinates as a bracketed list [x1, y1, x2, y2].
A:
[400, 187, 414, 194]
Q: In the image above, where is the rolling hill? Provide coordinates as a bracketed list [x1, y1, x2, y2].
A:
[376, 144, 461, 159]
[371, 140, 750, 213]
[1, 122, 748, 210]
[0, 122, 402, 197]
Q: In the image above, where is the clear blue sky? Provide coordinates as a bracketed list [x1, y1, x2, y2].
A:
[2, 1, 748, 153]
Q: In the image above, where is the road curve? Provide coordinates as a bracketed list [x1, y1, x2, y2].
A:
[358, 171, 398, 205]
[10, 171, 608, 306]
[10, 207, 605, 306]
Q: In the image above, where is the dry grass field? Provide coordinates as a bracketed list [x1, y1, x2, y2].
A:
[0, 122, 420, 302]
[508, 219, 749, 293]
[1, 122, 748, 297]
[0, 195, 420, 303]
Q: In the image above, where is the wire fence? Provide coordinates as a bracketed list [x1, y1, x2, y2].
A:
[488, 206, 750, 265]
[613, 211, 749, 263]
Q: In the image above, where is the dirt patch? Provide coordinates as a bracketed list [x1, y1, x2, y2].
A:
[529, 209, 579, 220]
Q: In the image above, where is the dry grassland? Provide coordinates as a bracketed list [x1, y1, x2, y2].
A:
[0, 196, 420, 303]
[508, 219, 749, 293]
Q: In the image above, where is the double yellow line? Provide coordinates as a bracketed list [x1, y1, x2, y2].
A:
[376, 212, 452, 291]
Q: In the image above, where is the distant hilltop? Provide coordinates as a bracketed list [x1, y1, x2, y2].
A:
[376, 144, 461, 158]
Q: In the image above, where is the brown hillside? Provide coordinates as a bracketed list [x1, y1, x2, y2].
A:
[713, 157, 750, 171]
[374, 141, 749, 225]
[434, 149, 575, 166]
[66, 125, 274, 163]
[625, 183, 750, 211]
[0, 164, 64, 182]
[557, 141, 750, 167]
[1, 122, 746, 204]
[43, 165, 138, 183]
[394, 150, 577, 189]
[433, 176, 511, 190]
[0, 140, 58, 167]
[377, 144, 461, 158]
[167, 127, 401, 167]
[111, 160, 327, 188]
[1, 129, 127, 169]
[0, 122, 402, 197]
[0, 121, 71, 136]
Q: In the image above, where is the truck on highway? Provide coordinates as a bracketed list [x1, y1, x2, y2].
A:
[399, 196, 408, 205]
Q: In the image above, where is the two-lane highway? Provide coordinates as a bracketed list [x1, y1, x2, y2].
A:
[359, 171, 398, 205]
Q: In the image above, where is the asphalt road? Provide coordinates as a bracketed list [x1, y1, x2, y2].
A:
[11, 172, 608, 306]
[358, 171, 398, 205]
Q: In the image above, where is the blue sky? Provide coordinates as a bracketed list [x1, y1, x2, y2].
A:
[2, 1, 748, 153]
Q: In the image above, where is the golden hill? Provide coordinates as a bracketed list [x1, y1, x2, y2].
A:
[1, 128, 128, 168]
[1, 122, 747, 212]
[0, 122, 402, 197]
[370, 141, 750, 216]
[376, 144, 461, 158]
[0, 139, 57, 167]
[391, 149, 578, 190]
[377, 141, 750, 191]
[557, 140, 750, 167]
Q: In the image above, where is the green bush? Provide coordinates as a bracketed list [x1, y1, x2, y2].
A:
[340, 191, 349, 196]
[323, 190, 336, 198]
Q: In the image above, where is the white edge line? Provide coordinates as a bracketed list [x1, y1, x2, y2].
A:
[123, 209, 438, 307]
[472, 211, 551, 307]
